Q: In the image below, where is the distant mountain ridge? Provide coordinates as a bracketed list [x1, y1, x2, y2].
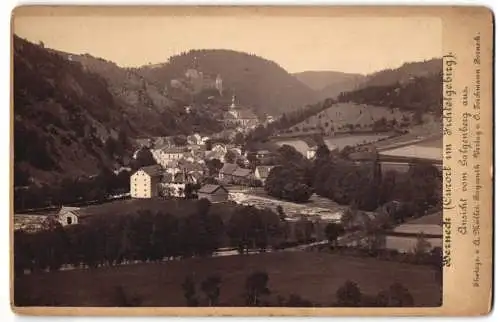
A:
[293, 71, 366, 100]
[357, 58, 442, 88]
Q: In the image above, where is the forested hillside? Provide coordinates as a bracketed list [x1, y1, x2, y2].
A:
[273, 59, 443, 133]
[13, 36, 223, 185]
[59, 52, 223, 137]
[13, 36, 134, 185]
[338, 73, 443, 113]
[358, 58, 442, 88]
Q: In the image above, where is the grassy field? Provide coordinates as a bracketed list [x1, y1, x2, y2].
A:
[15, 252, 441, 307]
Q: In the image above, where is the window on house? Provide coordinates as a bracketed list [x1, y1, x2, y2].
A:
[67, 216, 73, 225]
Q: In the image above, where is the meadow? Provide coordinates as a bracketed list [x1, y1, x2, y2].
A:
[14, 251, 441, 307]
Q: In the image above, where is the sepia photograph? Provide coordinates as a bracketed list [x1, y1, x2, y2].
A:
[12, 6, 447, 310]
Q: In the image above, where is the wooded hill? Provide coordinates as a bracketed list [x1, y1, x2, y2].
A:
[277, 59, 443, 132]
[337, 73, 443, 113]
[14, 36, 133, 185]
[136, 49, 319, 116]
[13, 36, 222, 185]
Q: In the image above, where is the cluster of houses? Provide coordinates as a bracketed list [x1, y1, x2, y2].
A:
[130, 161, 276, 201]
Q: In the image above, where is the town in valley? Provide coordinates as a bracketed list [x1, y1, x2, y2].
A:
[13, 14, 444, 308]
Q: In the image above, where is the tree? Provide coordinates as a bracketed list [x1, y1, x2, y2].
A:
[206, 158, 223, 177]
[413, 233, 432, 260]
[112, 285, 142, 307]
[201, 275, 222, 306]
[377, 170, 398, 205]
[324, 223, 345, 247]
[233, 132, 245, 146]
[276, 206, 286, 222]
[245, 271, 271, 306]
[340, 205, 358, 231]
[184, 183, 199, 199]
[265, 166, 313, 203]
[181, 209, 223, 257]
[182, 275, 199, 307]
[227, 206, 280, 254]
[336, 280, 362, 307]
[430, 246, 443, 284]
[412, 110, 423, 124]
[134, 147, 156, 169]
[205, 139, 213, 151]
[173, 135, 188, 146]
[14, 165, 31, 186]
[314, 143, 330, 162]
[376, 283, 414, 307]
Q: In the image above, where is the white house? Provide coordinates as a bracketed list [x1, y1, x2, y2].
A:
[56, 206, 82, 226]
[306, 146, 318, 160]
[212, 143, 227, 154]
[130, 165, 164, 198]
[187, 133, 203, 145]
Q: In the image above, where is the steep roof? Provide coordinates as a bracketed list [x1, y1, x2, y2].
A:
[255, 165, 275, 178]
[220, 163, 238, 175]
[58, 206, 81, 214]
[238, 109, 258, 119]
[139, 165, 164, 177]
[173, 172, 196, 184]
[232, 167, 252, 178]
[163, 146, 188, 154]
[223, 112, 237, 120]
[161, 173, 173, 183]
[198, 184, 228, 194]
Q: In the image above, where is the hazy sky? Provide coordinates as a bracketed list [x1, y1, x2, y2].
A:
[14, 15, 442, 74]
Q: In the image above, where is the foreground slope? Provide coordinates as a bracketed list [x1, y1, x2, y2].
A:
[14, 251, 441, 307]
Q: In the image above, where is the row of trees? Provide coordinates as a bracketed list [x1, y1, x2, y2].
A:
[178, 270, 417, 307]
[13, 200, 292, 274]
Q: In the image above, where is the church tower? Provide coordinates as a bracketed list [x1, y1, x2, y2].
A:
[229, 94, 239, 119]
[215, 74, 223, 96]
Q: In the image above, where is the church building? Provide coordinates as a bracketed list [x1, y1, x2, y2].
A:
[223, 95, 259, 129]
